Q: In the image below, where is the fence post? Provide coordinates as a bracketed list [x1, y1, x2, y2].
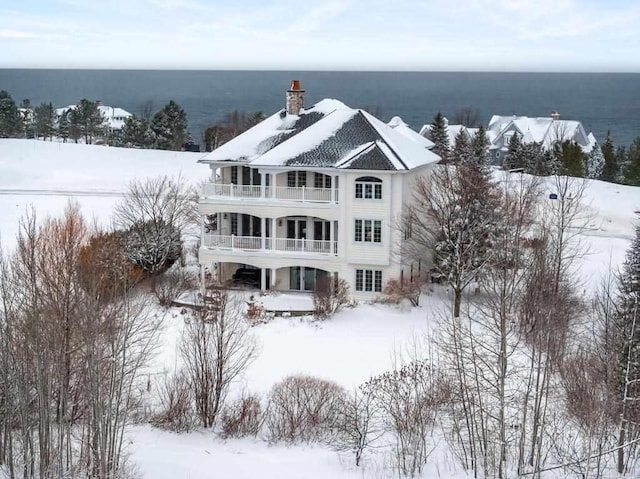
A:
[231, 234, 235, 250]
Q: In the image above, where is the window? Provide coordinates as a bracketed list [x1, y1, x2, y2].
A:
[356, 269, 382, 292]
[287, 171, 307, 188]
[355, 176, 382, 199]
[314, 172, 331, 189]
[354, 219, 382, 243]
[230, 166, 238, 185]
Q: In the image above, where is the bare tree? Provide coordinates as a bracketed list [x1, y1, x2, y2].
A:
[180, 291, 257, 428]
[114, 175, 198, 274]
[362, 359, 449, 477]
[332, 388, 383, 467]
[401, 164, 501, 317]
[453, 107, 481, 128]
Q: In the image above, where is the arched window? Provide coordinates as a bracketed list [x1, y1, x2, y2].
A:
[355, 176, 382, 199]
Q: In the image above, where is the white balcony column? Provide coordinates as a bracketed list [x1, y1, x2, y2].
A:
[217, 213, 222, 234]
[260, 217, 266, 250]
[271, 217, 277, 250]
[270, 268, 276, 289]
[260, 268, 266, 291]
[260, 171, 266, 199]
[329, 219, 335, 255]
[333, 175, 339, 203]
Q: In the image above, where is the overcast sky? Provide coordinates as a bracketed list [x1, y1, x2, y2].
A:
[1, 0, 639, 71]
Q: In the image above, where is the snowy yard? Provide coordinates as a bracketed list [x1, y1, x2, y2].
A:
[1, 139, 640, 478]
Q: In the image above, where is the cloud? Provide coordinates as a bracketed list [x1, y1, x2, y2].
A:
[0, 29, 38, 39]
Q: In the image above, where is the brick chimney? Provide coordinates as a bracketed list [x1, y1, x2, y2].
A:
[286, 80, 304, 116]
[550, 110, 560, 120]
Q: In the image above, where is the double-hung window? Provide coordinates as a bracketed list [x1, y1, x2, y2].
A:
[355, 269, 383, 292]
[354, 219, 382, 243]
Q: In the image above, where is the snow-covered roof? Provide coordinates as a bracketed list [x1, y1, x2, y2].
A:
[200, 100, 440, 171]
[387, 116, 434, 149]
[488, 115, 593, 150]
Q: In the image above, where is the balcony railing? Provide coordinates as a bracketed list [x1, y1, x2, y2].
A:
[202, 234, 338, 255]
[201, 183, 337, 203]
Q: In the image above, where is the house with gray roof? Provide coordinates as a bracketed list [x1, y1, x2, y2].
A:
[486, 113, 597, 164]
[198, 81, 440, 298]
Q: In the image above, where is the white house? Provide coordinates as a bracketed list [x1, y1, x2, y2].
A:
[197, 81, 440, 299]
[55, 103, 132, 132]
[486, 113, 597, 164]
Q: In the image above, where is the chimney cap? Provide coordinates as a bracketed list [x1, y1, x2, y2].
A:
[289, 80, 304, 92]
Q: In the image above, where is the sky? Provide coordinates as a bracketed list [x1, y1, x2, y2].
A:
[1, 0, 639, 71]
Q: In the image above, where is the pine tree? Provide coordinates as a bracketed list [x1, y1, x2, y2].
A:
[0, 90, 20, 137]
[504, 133, 524, 170]
[426, 112, 450, 163]
[75, 99, 107, 144]
[557, 140, 586, 177]
[451, 129, 473, 165]
[33, 102, 55, 141]
[610, 219, 640, 473]
[57, 109, 70, 142]
[122, 116, 155, 148]
[470, 125, 491, 175]
[600, 132, 620, 183]
[623, 138, 640, 186]
[587, 143, 604, 179]
[152, 100, 189, 150]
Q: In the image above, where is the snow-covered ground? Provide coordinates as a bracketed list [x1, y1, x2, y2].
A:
[1, 139, 640, 478]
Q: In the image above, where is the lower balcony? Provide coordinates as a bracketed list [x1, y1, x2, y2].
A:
[202, 234, 338, 256]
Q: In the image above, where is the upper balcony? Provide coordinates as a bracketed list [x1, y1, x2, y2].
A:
[201, 183, 338, 204]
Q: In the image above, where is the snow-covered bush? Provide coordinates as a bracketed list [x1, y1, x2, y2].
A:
[266, 375, 346, 443]
[220, 393, 263, 439]
[122, 220, 182, 274]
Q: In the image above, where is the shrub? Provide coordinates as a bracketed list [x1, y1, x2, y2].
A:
[266, 375, 346, 443]
[151, 372, 194, 432]
[381, 278, 422, 307]
[220, 393, 263, 439]
[151, 266, 196, 307]
[121, 220, 182, 274]
[313, 276, 350, 320]
[78, 230, 143, 301]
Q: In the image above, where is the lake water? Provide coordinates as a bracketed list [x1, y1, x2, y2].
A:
[1, 70, 638, 149]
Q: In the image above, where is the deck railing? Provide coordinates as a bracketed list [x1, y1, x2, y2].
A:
[201, 183, 336, 203]
[202, 234, 338, 255]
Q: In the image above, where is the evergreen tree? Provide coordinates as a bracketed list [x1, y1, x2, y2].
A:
[122, 115, 155, 148]
[0, 90, 20, 137]
[57, 109, 70, 142]
[426, 112, 450, 163]
[33, 102, 55, 141]
[600, 132, 620, 183]
[609, 218, 640, 473]
[623, 138, 640, 186]
[19, 99, 34, 138]
[470, 125, 491, 175]
[151, 100, 189, 150]
[69, 108, 82, 143]
[587, 143, 604, 179]
[75, 99, 107, 144]
[557, 140, 586, 177]
[504, 132, 524, 170]
[451, 129, 473, 165]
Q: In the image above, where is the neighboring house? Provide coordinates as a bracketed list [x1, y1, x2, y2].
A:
[197, 81, 440, 299]
[55, 102, 132, 132]
[486, 112, 597, 164]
